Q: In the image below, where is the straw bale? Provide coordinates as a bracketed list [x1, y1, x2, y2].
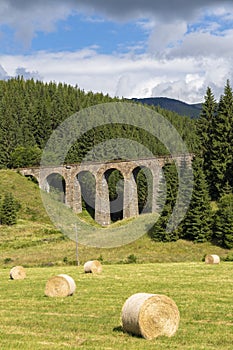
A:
[10, 266, 26, 280]
[205, 254, 220, 264]
[121, 293, 180, 340]
[45, 274, 76, 297]
[84, 260, 102, 274]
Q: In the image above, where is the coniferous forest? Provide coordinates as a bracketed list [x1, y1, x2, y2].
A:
[0, 77, 233, 249]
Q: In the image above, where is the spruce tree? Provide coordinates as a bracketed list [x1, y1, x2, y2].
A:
[208, 80, 233, 199]
[148, 204, 179, 242]
[1, 193, 20, 226]
[179, 157, 212, 242]
[196, 87, 217, 187]
[213, 194, 233, 249]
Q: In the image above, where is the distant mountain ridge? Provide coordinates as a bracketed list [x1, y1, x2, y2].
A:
[132, 97, 203, 119]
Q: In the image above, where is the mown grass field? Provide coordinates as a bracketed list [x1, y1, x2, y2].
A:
[0, 170, 233, 349]
[0, 262, 232, 350]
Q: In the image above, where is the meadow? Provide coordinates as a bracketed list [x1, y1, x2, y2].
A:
[0, 170, 233, 349]
[0, 262, 232, 350]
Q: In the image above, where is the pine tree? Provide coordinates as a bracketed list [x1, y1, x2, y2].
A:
[213, 194, 233, 249]
[179, 157, 212, 242]
[208, 80, 233, 199]
[169, 157, 194, 235]
[148, 204, 179, 242]
[1, 193, 20, 225]
[196, 87, 217, 184]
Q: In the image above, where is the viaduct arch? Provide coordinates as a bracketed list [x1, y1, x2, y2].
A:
[19, 155, 193, 226]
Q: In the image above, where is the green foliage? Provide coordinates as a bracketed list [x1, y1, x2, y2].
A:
[148, 207, 180, 242]
[0, 77, 198, 169]
[126, 254, 137, 263]
[213, 194, 233, 249]
[3, 257, 13, 264]
[150, 158, 212, 243]
[149, 162, 180, 242]
[222, 253, 233, 261]
[179, 157, 212, 243]
[9, 145, 42, 168]
[0, 192, 20, 225]
[197, 87, 217, 188]
[198, 81, 233, 200]
[159, 162, 179, 211]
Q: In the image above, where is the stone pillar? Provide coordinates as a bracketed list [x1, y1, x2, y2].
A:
[39, 177, 50, 192]
[65, 177, 73, 208]
[123, 172, 138, 219]
[95, 174, 111, 226]
[72, 177, 82, 213]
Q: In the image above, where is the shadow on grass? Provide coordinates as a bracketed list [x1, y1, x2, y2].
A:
[113, 326, 143, 339]
[113, 326, 123, 333]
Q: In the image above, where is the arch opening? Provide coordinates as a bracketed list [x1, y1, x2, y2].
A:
[133, 166, 153, 214]
[105, 168, 124, 222]
[77, 171, 96, 219]
[45, 173, 66, 203]
[24, 175, 39, 185]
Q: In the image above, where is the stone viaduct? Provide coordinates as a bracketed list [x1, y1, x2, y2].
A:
[19, 154, 193, 226]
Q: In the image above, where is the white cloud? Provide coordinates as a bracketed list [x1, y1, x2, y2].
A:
[0, 64, 9, 79]
[148, 21, 187, 55]
[0, 1, 233, 103]
[15, 67, 42, 80]
[168, 29, 233, 59]
[0, 48, 231, 103]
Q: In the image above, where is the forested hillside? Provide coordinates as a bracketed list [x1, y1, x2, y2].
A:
[0, 77, 199, 169]
[1, 77, 233, 251]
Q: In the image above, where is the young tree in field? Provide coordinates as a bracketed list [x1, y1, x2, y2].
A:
[213, 194, 233, 249]
[1, 193, 20, 226]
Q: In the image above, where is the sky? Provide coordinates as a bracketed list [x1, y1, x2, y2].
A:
[0, 1, 233, 103]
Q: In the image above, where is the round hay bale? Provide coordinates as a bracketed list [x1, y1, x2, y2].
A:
[44, 274, 76, 297]
[205, 254, 220, 264]
[10, 266, 26, 280]
[121, 293, 180, 340]
[84, 260, 102, 274]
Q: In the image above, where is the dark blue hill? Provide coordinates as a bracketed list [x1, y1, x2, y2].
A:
[132, 97, 202, 119]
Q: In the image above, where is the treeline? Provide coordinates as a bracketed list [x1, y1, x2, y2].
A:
[149, 80, 233, 249]
[0, 77, 199, 169]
